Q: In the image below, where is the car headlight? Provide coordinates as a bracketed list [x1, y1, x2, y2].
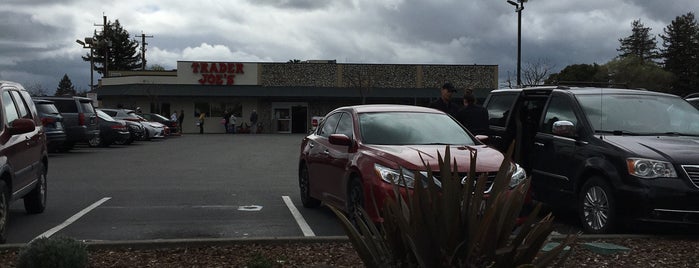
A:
[509, 163, 526, 188]
[374, 163, 416, 188]
[626, 158, 677, 178]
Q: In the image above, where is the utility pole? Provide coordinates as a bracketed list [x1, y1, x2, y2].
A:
[137, 32, 154, 70]
[94, 15, 110, 77]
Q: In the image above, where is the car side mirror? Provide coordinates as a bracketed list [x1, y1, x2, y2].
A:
[9, 118, 36, 135]
[329, 134, 352, 146]
[552, 120, 576, 137]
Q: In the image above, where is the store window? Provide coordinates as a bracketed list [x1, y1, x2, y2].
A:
[194, 102, 210, 117]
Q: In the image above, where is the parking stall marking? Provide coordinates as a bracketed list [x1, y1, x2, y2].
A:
[282, 196, 315, 237]
[33, 197, 112, 242]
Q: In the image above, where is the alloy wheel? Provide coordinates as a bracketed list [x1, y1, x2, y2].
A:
[582, 186, 609, 231]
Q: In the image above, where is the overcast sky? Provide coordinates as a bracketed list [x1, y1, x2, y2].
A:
[1, 0, 697, 93]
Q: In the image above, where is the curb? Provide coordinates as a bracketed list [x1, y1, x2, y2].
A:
[1, 234, 693, 251]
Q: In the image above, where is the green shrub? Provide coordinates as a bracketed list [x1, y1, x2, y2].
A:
[330, 145, 577, 267]
[17, 236, 88, 268]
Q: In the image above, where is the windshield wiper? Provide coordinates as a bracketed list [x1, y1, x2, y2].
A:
[660, 132, 699, 137]
[595, 130, 638, 136]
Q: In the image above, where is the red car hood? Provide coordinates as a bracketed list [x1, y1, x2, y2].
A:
[364, 144, 505, 173]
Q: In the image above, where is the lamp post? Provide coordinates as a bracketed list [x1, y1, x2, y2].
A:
[76, 38, 94, 90]
[507, 0, 525, 87]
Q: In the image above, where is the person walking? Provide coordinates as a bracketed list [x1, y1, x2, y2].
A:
[455, 89, 490, 136]
[249, 109, 258, 134]
[198, 112, 206, 134]
[178, 110, 184, 134]
[428, 82, 460, 117]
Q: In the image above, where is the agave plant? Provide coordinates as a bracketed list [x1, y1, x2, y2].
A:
[329, 144, 576, 267]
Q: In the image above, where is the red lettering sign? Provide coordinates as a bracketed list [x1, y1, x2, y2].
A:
[192, 62, 244, 85]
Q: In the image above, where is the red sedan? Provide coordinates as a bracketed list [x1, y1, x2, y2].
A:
[298, 104, 526, 222]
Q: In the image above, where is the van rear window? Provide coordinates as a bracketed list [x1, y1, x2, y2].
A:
[52, 100, 78, 113]
[79, 101, 95, 113]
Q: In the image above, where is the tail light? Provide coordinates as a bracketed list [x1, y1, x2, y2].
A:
[41, 117, 56, 126]
[110, 125, 127, 131]
[78, 113, 85, 126]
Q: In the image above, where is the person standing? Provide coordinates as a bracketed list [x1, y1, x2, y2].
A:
[455, 89, 490, 136]
[178, 110, 184, 134]
[198, 112, 206, 134]
[229, 113, 237, 134]
[428, 82, 460, 117]
[249, 109, 258, 134]
[222, 110, 230, 133]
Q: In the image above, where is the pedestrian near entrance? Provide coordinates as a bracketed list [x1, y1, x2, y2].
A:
[455, 89, 490, 136]
[428, 82, 460, 117]
[229, 113, 237, 134]
[178, 110, 184, 134]
[222, 110, 230, 133]
[250, 109, 258, 134]
[198, 112, 206, 134]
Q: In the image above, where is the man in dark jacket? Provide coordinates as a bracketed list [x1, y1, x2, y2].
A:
[428, 82, 460, 117]
[455, 89, 489, 136]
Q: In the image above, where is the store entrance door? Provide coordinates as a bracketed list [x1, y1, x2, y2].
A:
[291, 106, 307, 133]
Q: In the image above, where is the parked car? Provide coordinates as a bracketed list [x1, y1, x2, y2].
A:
[120, 118, 145, 144]
[35, 96, 100, 151]
[32, 99, 66, 152]
[0, 81, 49, 243]
[99, 108, 166, 140]
[95, 109, 131, 147]
[483, 86, 699, 234]
[138, 113, 179, 135]
[298, 104, 525, 222]
[686, 93, 699, 109]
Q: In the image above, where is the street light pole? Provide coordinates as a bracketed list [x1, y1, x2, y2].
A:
[507, 0, 525, 87]
[76, 38, 95, 90]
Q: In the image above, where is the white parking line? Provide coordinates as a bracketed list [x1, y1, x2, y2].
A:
[282, 196, 315, 237]
[32, 197, 112, 242]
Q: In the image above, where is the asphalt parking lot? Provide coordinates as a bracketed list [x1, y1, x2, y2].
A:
[5, 134, 346, 244]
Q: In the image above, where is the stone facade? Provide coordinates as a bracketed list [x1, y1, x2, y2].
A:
[260, 62, 497, 90]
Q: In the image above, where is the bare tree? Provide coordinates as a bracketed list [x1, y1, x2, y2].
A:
[522, 58, 556, 86]
[24, 82, 50, 96]
[343, 65, 376, 104]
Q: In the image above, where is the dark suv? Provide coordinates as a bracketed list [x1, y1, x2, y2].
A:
[32, 99, 67, 152]
[0, 81, 49, 243]
[35, 96, 100, 151]
[483, 86, 699, 234]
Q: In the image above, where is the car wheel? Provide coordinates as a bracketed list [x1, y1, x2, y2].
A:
[0, 181, 9, 243]
[346, 177, 365, 226]
[578, 176, 616, 234]
[88, 135, 101, 147]
[299, 164, 320, 208]
[24, 162, 47, 214]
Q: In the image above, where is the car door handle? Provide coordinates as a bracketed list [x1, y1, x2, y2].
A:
[324, 150, 330, 155]
[309, 143, 314, 148]
[534, 142, 544, 147]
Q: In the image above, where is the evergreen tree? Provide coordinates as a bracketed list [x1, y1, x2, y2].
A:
[660, 12, 699, 97]
[618, 19, 661, 64]
[545, 63, 606, 85]
[55, 74, 77, 96]
[82, 19, 142, 77]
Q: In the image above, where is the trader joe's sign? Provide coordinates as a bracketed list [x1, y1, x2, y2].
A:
[191, 62, 245, 85]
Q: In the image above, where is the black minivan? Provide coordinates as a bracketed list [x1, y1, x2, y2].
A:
[34, 96, 100, 152]
[483, 86, 699, 234]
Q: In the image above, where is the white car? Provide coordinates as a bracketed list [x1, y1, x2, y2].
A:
[100, 108, 166, 140]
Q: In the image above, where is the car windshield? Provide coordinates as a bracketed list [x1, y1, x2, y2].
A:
[149, 113, 169, 121]
[96, 109, 117, 122]
[359, 111, 476, 145]
[578, 93, 699, 135]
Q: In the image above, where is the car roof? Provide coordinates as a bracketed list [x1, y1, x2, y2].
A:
[336, 104, 444, 114]
[32, 99, 55, 104]
[490, 86, 678, 98]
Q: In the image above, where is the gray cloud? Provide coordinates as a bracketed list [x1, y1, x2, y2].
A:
[0, 0, 696, 94]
